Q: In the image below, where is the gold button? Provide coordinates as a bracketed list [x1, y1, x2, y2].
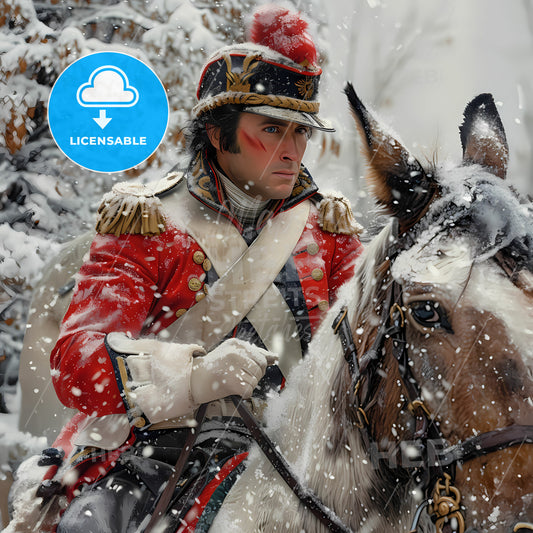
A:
[203, 284, 209, 294]
[195, 292, 206, 302]
[318, 300, 329, 311]
[311, 268, 324, 281]
[307, 242, 319, 255]
[132, 417, 146, 428]
[202, 258, 212, 272]
[175, 308, 187, 318]
[188, 277, 202, 291]
[193, 251, 205, 264]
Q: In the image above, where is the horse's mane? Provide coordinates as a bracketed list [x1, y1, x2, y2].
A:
[329, 221, 396, 451]
[349, 221, 395, 321]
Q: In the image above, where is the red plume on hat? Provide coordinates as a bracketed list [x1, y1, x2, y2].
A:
[247, 4, 318, 67]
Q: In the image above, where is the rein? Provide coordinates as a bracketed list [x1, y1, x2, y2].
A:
[144, 403, 207, 533]
[143, 402, 355, 533]
[229, 396, 354, 533]
[332, 269, 533, 533]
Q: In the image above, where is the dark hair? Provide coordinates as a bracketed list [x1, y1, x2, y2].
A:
[185, 104, 245, 160]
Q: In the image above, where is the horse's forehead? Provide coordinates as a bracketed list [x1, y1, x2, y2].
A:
[391, 236, 473, 299]
[418, 166, 533, 264]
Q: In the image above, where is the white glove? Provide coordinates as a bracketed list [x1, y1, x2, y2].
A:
[107, 333, 278, 425]
[190, 338, 278, 405]
[107, 332, 204, 424]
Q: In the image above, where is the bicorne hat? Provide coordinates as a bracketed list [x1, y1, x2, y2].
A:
[193, 5, 334, 132]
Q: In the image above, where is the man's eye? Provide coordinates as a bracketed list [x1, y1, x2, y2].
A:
[264, 126, 279, 133]
[408, 300, 453, 332]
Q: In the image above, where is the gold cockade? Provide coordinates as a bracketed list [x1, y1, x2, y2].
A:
[295, 78, 314, 100]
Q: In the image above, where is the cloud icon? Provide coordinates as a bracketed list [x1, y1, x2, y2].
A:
[77, 66, 139, 107]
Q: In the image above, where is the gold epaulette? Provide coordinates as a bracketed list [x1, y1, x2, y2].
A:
[317, 191, 363, 236]
[95, 172, 183, 237]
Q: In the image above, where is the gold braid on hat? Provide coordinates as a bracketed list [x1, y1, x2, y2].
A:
[193, 92, 319, 117]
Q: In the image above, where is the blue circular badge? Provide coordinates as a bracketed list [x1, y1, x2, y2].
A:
[49, 52, 169, 173]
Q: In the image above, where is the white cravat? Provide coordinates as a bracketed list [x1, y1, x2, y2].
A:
[217, 171, 269, 226]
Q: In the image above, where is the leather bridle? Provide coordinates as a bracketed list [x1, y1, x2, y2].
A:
[332, 237, 533, 533]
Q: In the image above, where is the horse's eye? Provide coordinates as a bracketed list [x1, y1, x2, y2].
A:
[408, 301, 453, 332]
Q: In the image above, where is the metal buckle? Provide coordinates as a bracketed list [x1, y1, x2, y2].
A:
[389, 302, 405, 327]
[355, 406, 369, 429]
[332, 306, 348, 335]
[408, 399, 432, 418]
[514, 524, 533, 532]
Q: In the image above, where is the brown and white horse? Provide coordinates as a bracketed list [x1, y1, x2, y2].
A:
[212, 86, 533, 532]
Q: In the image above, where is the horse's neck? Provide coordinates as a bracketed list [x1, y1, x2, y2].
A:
[263, 294, 411, 530]
[264, 296, 346, 448]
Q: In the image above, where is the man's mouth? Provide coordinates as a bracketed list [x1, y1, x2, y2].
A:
[273, 170, 297, 177]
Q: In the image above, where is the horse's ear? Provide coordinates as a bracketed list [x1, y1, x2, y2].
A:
[460, 93, 508, 179]
[344, 82, 438, 234]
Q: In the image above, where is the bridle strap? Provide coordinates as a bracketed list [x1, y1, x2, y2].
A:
[332, 306, 359, 380]
[333, 299, 446, 474]
[229, 396, 354, 533]
[443, 424, 533, 463]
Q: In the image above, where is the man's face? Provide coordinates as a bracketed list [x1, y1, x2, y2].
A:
[213, 112, 311, 201]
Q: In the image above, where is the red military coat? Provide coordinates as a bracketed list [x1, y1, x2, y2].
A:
[47, 155, 363, 503]
[51, 155, 363, 422]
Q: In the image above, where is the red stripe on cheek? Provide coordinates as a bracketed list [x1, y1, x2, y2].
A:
[240, 130, 267, 152]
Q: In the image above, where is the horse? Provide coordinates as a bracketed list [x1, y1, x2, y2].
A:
[210, 85, 533, 532]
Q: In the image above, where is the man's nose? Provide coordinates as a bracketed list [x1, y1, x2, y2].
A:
[280, 132, 301, 161]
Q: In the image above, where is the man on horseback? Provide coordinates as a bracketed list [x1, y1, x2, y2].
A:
[28, 5, 363, 532]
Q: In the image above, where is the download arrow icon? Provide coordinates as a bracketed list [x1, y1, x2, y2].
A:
[93, 109, 112, 129]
